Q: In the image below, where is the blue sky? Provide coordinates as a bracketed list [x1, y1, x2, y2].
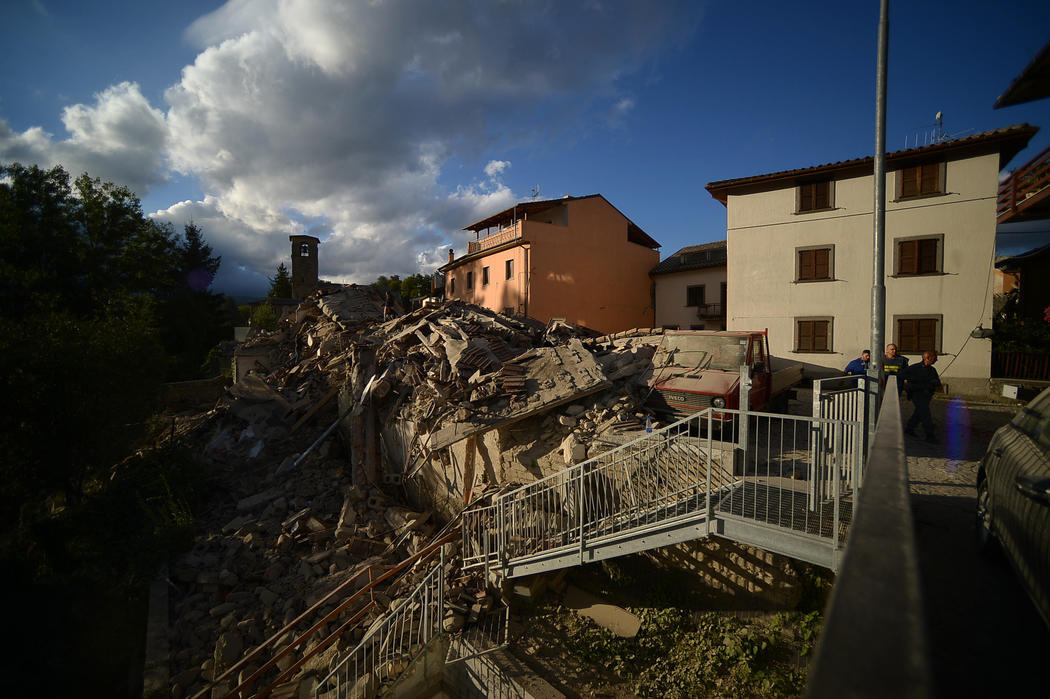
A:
[2, 1, 1048, 299]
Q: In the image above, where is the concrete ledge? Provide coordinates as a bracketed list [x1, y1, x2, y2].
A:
[806, 378, 932, 698]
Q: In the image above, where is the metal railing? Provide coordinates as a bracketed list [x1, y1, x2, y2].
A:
[463, 407, 862, 577]
[811, 375, 871, 504]
[315, 555, 445, 699]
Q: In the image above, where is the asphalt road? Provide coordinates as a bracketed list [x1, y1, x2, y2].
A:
[904, 397, 1049, 697]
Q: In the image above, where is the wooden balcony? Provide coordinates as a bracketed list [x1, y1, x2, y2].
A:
[997, 144, 1050, 224]
[466, 221, 522, 255]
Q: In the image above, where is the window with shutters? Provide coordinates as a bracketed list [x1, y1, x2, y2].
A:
[686, 285, 705, 307]
[895, 316, 941, 353]
[895, 236, 942, 276]
[795, 318, 832, 352]
[466, 271, 473, 290]
[796, 246, 833, 282]
[897, 162, 944, 199]
[797, 180, 834, 213]
[505, 258, 514, 280]
[482, 266, 490, 286]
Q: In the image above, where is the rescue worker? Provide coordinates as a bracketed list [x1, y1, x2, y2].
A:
[844, 350, 871, 376]
[883, 343, 909, 393]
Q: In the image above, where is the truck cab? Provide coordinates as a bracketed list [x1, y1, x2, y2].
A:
[647, 330, 785, 419]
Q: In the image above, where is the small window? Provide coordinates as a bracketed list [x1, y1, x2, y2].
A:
[466, 271, 473, 289]
[505, 259, 514, 280]
[896, 237, 941, 276]
[450, 277, 455, 294]
[796, 318, 832, 352]
[896, 316, 941, 354]
[300, 243, 310, 257]
[686, 285, 705, 307]
[897, 162, 944, 199]
[797, 180, 833, 212]
[797, 247, 833, 281]
[482, 266, 490, 286]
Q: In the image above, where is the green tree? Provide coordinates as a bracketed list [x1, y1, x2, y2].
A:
[0, 163, 173, 517]
[269, 262, 293, 298]
[401, 273, 431, 300]
[252, 301, 278, 330]
[159, 223, 233, 379]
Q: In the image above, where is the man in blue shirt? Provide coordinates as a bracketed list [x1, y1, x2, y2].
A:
[844, 350, 870, 375]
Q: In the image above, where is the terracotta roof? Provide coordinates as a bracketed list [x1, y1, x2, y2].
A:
[995, 40, 1050, 108]
[462, 193, 660, 250]
[705, 124, 1039, 203]
[650, 240, 727, 276]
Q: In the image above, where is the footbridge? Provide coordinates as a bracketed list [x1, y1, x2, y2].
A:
[461, 376, 868, 579]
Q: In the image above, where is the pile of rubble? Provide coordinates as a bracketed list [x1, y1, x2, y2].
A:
[162, 285, 667, 697]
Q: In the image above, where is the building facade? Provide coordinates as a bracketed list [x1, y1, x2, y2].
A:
[705, 124, 1037, 391]
[440, 194, 660, 334]
[651, 241, 728, 330]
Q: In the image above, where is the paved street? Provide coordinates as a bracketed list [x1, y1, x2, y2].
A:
[904, 397, 1049, 697]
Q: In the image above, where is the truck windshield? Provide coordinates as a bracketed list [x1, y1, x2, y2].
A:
[655, 334, 749, 372]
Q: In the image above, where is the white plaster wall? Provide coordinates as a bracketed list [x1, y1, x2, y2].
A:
[726, 152, 998, 381]
[653, 266, 728, 329]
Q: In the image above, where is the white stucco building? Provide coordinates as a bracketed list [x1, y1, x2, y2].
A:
[651, 241, 727, 330]
[705, 124, 1038, 393]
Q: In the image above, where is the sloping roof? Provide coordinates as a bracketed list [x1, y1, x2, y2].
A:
[995, 39, 1050, 109]
[995, 241, 1050, 269]
[463, 193, 660, 249]
[650, 240, 727, 276]
[705, 124, 1039, 203]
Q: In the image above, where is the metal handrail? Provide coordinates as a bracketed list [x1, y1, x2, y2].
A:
[464, 407, 863, 576]
[200, 531, 457, 698]
[314, 552, 445, 699]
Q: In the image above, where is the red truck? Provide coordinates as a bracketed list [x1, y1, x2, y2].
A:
[647, 330, 802, 419]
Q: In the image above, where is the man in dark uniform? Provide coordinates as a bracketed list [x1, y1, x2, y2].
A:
[883, 343, 909, 393]
[903, 350, 941, 442]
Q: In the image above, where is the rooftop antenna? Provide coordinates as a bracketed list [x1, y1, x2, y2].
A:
[529, 185, 541, 200]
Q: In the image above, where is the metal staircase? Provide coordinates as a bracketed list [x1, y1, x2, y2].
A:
[463, 398, 865, 578]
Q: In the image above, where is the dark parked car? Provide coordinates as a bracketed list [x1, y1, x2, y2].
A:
[977, 386, 1050, 629]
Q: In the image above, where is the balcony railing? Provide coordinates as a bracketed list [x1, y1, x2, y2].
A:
[467, 221, 522, 255]
[695, 303, 725, 319]
[997, 144, 1050, 224]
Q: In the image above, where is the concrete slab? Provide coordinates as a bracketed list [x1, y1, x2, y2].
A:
[562, 585, 641, 638]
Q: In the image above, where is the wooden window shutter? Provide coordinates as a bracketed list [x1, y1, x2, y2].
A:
[918, 238, 938, 273]
[815, 182, 830, 210]
[798, 321, 814, 351]
[799, 250, 814, 280]
[901, 167, 919, 198]
[898, 240, 918, 275]
[917, 318, 937, 351]
[898, 319, 917, 352]
[920, 164, 940, 194]
[813, 321, 829, 351]
[814, 248, 830, 279]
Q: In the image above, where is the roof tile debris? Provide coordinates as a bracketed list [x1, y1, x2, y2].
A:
[161, 284, 667, 696]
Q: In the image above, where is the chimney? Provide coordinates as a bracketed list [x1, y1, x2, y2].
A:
[448, 248, 454, 264]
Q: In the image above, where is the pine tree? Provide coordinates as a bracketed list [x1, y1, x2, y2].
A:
[269, 263, 293, 298]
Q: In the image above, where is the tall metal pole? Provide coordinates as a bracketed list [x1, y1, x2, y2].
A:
[870, 0, 889, 431]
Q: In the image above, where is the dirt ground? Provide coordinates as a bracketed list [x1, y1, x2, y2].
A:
[904, 396, 1049, 697]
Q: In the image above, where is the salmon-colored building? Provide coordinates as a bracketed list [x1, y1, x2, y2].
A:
[439, 194, 661, 334]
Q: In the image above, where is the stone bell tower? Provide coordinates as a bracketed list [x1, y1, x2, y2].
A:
[289, 235, 319, 300]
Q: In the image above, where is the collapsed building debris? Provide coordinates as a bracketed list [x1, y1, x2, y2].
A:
[161, 284, 668, 697]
